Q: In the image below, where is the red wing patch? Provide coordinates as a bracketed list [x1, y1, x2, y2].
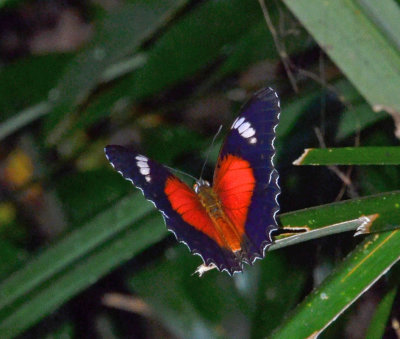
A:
[213, 154, 256, 236]
[164, 176, 224, 247]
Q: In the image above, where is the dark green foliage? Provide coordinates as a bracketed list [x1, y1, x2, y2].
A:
[0, 0, 399, 338]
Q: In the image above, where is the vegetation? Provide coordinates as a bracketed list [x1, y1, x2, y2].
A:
[0, 0, 399, 338]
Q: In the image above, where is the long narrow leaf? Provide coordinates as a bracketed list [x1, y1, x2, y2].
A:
[46, 0, 188, 144]
[1, 189, 398, 337]
[282, 0, 400, 113]
[271, 230, 400, 338]
[0, 193, 152, 311]
[365, 287, 397, 339]
[0, 214, 167, 338]
[280, 191, 400, 233]
[0, 55, 146, 142]
[293, 147, 400, 165]
[271, 216, 372, 251]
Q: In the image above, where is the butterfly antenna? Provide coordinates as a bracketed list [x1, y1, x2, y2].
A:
[164, 165, 198, 182]
[200, 125, 223, 180]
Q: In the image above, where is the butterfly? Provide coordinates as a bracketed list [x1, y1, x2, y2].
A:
[105, 87, 280, 275]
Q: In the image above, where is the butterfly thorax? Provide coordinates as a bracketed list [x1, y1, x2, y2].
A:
[194, 181, 243, 252]
[195, 183, 221, 215]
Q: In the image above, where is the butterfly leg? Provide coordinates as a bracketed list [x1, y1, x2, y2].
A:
[193, 263, 218, 277]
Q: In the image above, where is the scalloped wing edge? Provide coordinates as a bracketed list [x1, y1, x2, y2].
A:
[245, 87, 281, 266]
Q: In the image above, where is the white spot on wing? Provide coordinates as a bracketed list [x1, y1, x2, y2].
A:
[232, 116, 257, 144]
[233, 117, 245, 129]
[135, 155, 151, 181]
[137, 161, 149, 168]
[249, 137, 257, 144]
[238, 122, 250, 134]
[231, 117, 239, 129]
[140, 167, 150, 175]
[241, 127, 255, 138]
[135, 155, 148, 161]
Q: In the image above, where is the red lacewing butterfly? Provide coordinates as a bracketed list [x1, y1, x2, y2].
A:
[105, 87, 280, 275]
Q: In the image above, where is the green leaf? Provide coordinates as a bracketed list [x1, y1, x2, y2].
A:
[249, 253, 307, 338]
[217, 18, 311, 80]
[282, 0, 400, 113]
[336, 102, 389, 140]
[359, 0, 400, 50]
[67, 78, 134, 135]
[142, 126, 205, 164]
[279, 191, 400, 234]
[130, 247, 307, 339]
[45, 0, 188, 145]
[293, 147, 400, 165]
[0, 239, 27, 281]
[278, 78, 389, 143]
[0, 192, 153, 314]
[270, 230, 400, 338]
[0, 55, 145, 142]
[365, 287, 397, 339]
[276, 89, 320, 140]
[127, 0, 264, 100]
[332, 79, 392, 141]
[0, 54, 73, 120]
[215, 21, 276, 78]
[0, 213, 166, 338]
[56, 169, 131, 224]
[44, 322, 75, 339]
[271, 217, 371, 251]
[0, 102, 52, 141]
[1, 186, 398, 337]
[129, 246, 223, 339]
[0, 54, 72, 140]
[358, 166, 400, 195]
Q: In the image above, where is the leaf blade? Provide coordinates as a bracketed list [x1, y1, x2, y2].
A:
[293, 147, 400, 165]
[282, 0, 400, 113]
[0, 193, 153, 311]
[271, 230, 400, 338]
[0, 213, 167, 338]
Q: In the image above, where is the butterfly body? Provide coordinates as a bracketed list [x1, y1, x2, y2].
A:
[105, 87, 280, 275]
[194, 181, 243, 253]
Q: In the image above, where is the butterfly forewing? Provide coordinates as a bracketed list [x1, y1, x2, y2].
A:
[214, 87, 280, 263]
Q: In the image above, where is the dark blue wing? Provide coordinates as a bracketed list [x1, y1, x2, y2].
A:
[213, 87, 281, 263]
[105, 145, 242, 274]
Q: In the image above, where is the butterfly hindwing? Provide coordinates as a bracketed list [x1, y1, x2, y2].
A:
[105, 145, 242, 273]
[214, 87, 280, 263]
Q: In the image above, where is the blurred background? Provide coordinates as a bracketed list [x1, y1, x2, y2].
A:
[0, 0, 399, 338]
